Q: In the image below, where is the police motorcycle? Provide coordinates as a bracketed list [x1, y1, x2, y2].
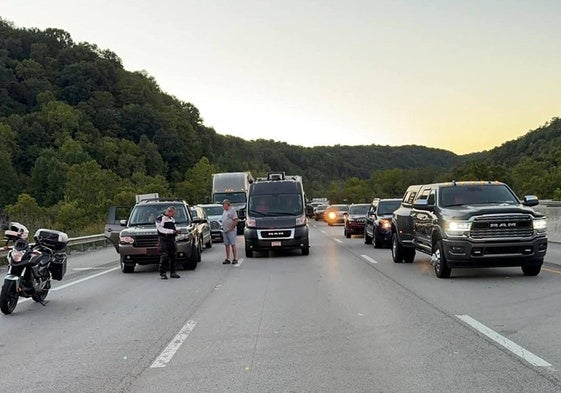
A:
[0, 222, 69, 315]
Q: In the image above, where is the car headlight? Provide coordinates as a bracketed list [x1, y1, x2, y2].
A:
[295, 214, 306, 226]
[533, 218, 547, 233]
[445, 220, 471, 237]
[119, 236, 134, 244]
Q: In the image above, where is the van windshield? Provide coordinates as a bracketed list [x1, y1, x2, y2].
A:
[248, 194, 303, 216]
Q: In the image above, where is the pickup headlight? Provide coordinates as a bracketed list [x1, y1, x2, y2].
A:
[533, 218, 547, 233]
[445, 220, 471, 237]
[295, 214, 307, 226]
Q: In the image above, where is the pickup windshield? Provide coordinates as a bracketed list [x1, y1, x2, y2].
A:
[439, 184, 519, 207]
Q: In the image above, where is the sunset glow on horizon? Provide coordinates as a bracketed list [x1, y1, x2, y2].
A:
[3, 1, 560, 155]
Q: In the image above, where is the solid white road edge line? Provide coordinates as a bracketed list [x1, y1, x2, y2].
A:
[19, 266, 120, 304]
[151, 320, 198, 368]
[233, 258, 244, 267]
[334, 239, 343, 243]
[361, 255, 378, 264]
[53, 266, 121, 291]
[456, 314, 552, 367]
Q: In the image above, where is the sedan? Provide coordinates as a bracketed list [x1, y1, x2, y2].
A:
[324, 204, 349, 226]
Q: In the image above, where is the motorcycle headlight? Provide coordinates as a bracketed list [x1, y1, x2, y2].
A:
[119, 236, 134, 244]
[327, 211, 336, 220]
[11, 250, 25, 263]
[533, 218, 547, 233]
[445, 220, 471, 237]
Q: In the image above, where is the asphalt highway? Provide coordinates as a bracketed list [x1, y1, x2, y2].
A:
[1, 223, 561, 393]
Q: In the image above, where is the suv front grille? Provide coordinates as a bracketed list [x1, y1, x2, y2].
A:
[134, 235, 159, 247]
[470, 215, 533, 239]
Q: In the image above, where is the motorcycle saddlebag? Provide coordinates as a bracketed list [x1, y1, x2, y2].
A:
[50, 253, 67, 281]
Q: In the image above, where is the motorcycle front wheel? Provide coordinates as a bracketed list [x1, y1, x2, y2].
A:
[1, 280, 19, 315]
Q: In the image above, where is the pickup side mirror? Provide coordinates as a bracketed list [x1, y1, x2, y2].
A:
[413, 199, 434, 211]
[120, 219, 127, 227]
[523, 195, 539, 207]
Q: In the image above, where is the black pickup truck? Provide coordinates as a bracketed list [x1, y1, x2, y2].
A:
[391, 181, 548, 278]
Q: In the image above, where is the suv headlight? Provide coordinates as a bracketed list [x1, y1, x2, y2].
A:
[445, 220, 471, 237]
[533, 218, 547, 233]
[119, 236, 134, 244]
[295, 214, 306, 226]
[176, 233, 189, 241]
[378, 219, 391, 230]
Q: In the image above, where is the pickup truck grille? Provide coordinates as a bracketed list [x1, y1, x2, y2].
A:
[134, 235, 159, 247]
[470, 215, 533, 239]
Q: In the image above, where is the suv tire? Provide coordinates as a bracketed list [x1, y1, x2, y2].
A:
[120, 257, 135, 273]
[245, 246, 253, 258]
[183, 243, 199, 270]
[364, 230, 373, 245]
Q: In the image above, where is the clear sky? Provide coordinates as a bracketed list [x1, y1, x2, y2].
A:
[2, 1, 561, 154]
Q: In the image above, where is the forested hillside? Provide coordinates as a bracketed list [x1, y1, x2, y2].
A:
[0, 19, 559, 235]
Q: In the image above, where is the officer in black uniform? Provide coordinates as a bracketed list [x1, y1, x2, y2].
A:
[156, 206, 180, 279]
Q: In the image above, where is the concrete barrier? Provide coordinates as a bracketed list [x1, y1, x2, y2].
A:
[535, 201, 561, 244]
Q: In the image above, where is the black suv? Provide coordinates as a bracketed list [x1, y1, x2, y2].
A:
[364, 198, 402, 247]
[343, 203, 370, 238]
[105, 198, 201, 273]
[391, 181, 548, 278]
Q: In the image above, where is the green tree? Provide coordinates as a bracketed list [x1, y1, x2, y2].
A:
[175, 157, 217, 204]
[3, 193, 51, 232]
[29, 149, 69, 207]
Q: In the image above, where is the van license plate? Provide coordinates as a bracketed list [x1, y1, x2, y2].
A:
[271, 241, 281, 247]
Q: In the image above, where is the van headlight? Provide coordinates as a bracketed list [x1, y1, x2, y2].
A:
[246, 217, 256, 228]
[295, 214, 306, 226]
[533, 218, 547, 233]
[445, 220, 471, 237]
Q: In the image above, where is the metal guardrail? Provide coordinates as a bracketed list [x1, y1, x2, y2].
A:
[0, 234, 109, 260]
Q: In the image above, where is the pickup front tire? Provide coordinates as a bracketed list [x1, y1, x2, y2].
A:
[521, 265, 541, 276]
[391, 233, 404, 263]
[433, 240, 451, 278]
